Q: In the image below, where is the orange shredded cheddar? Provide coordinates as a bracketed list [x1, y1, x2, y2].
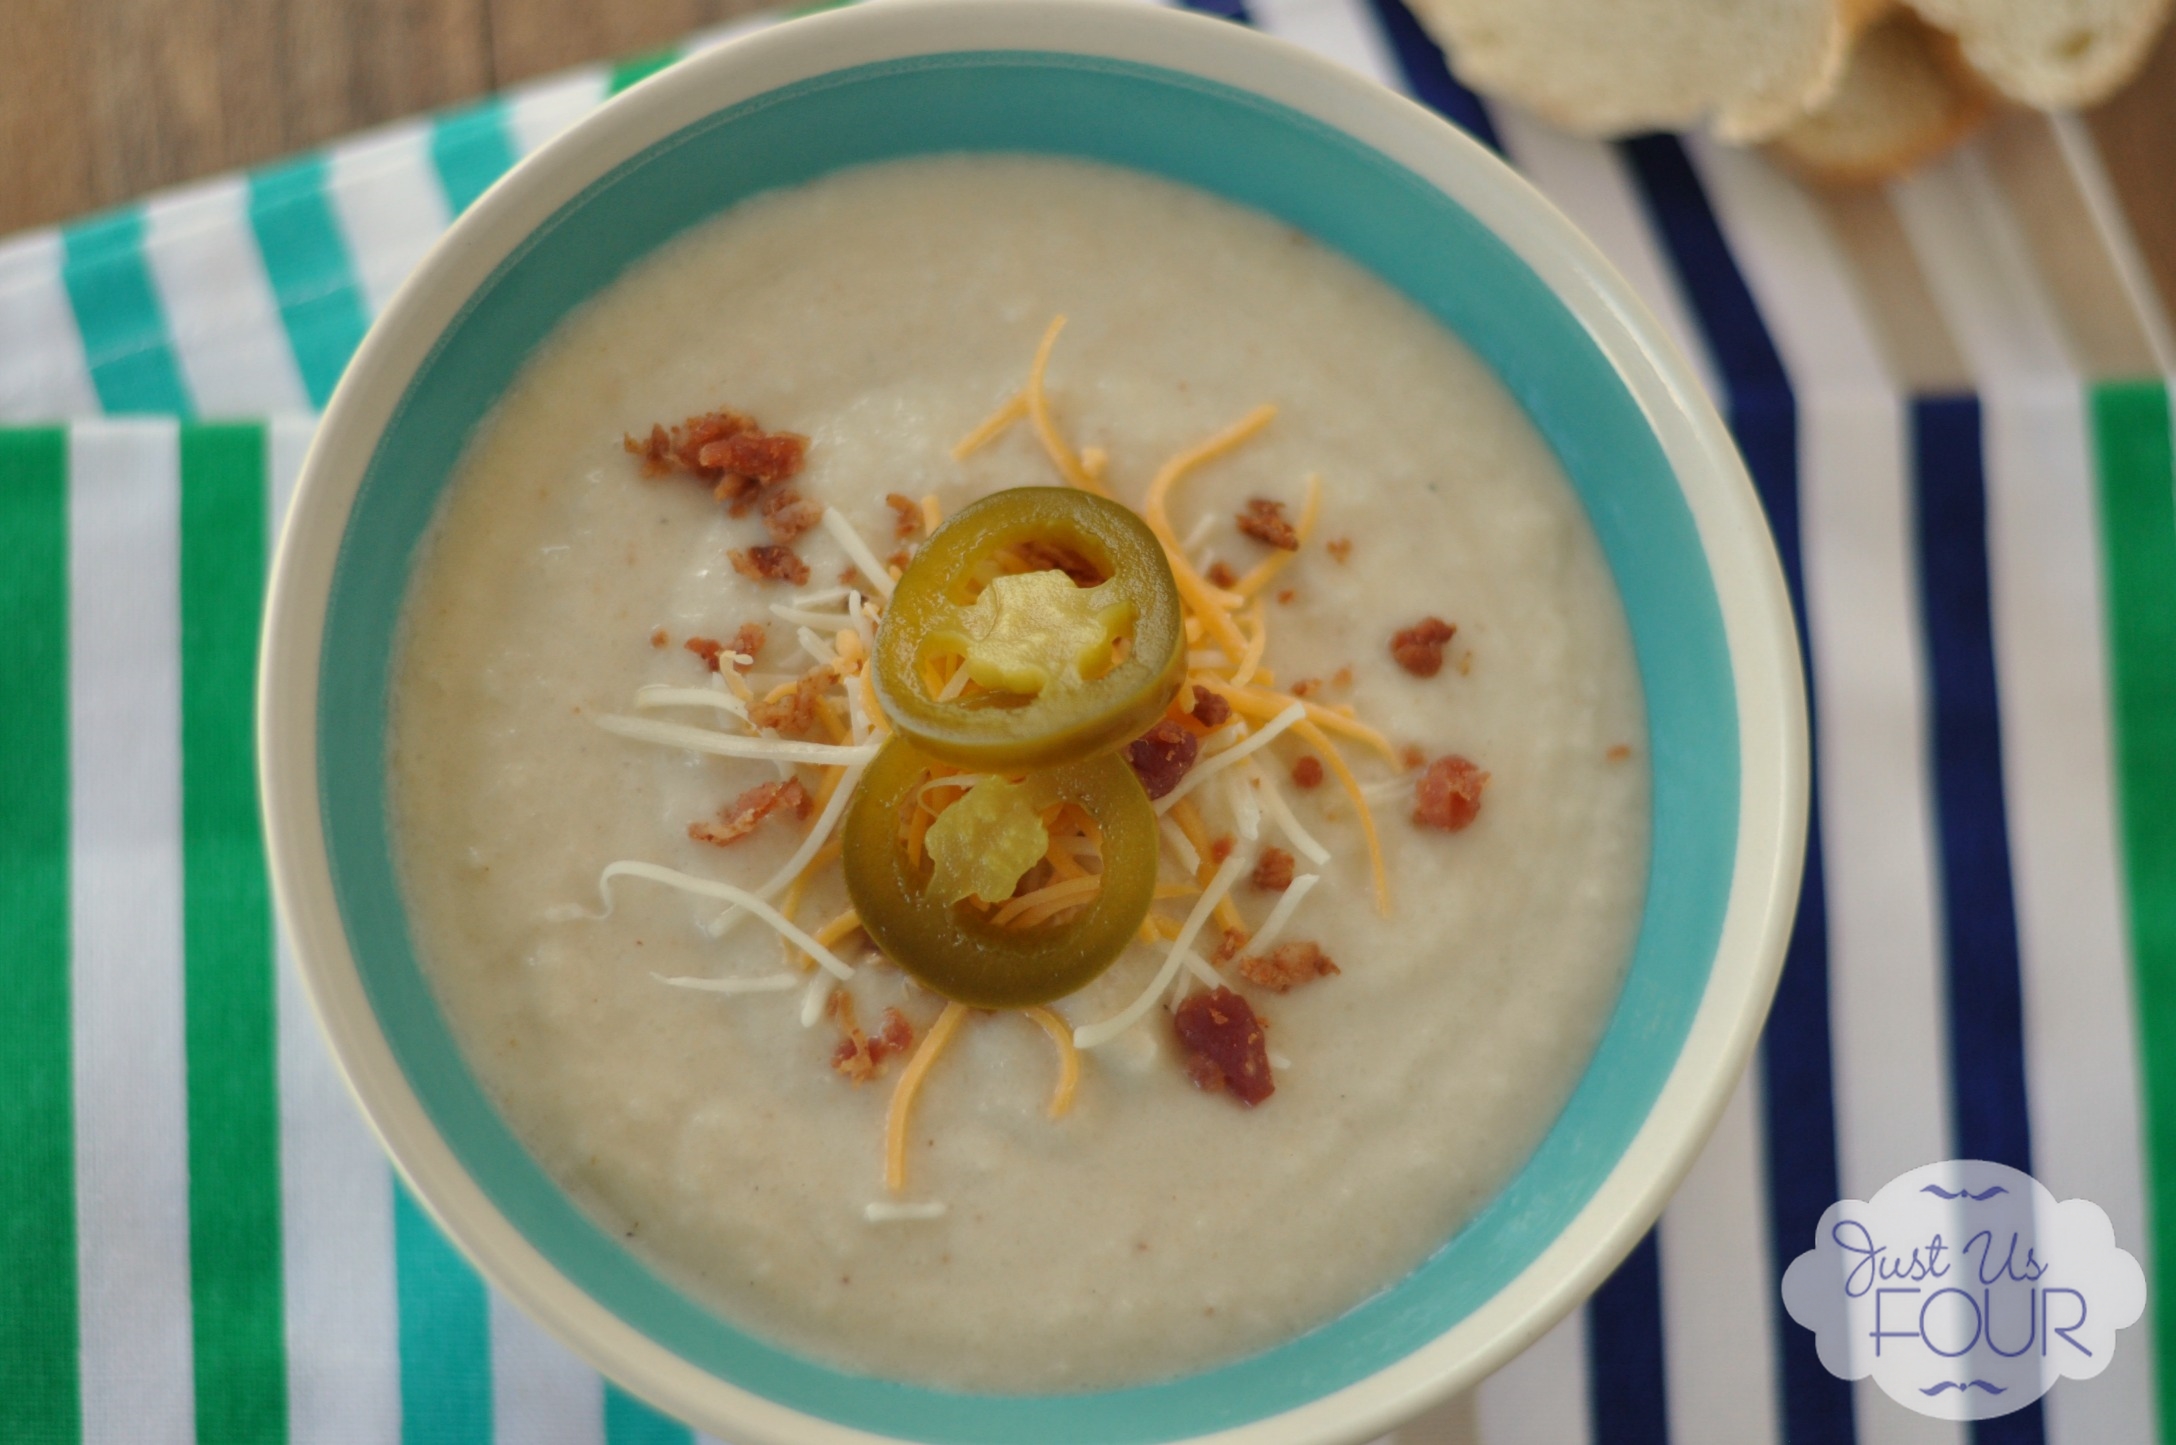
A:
[1294, 717, 1390, 914]
[1192, 677, 1401, 767]
[920, 493, 943, 535]
[1229, 601, 1269, 689]
[991, 874, 1102, 927]
[1025, 317, 1111, 496]
[1139, 405, 1274, 660]
[886, 1000, 969, 1193]
[1170, 796, 1247, 935]
[1022, 1007, 1080, 1118]
[953, 392, 1028, 460]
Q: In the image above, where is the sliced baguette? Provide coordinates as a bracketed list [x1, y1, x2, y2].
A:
[1904, 0, 2173, 107]
[1768, 10, 1994, 185]
[1406, 0, 1888, 142]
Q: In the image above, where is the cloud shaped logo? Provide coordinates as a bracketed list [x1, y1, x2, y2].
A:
[1781, 1162, 2146, 1420]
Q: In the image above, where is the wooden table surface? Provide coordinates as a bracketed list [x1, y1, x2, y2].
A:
[2, 0, 2170, 341]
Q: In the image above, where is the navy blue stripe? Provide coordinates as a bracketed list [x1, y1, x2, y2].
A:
[1587, 1231, 1670, 1444]
[1909, 395, 2045, 1445]
[1618, 133, 1853, 1445]
[1178, 0, 1252, 19]
[1358, 0, 1502, 152]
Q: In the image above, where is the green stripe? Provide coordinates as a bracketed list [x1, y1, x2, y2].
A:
[61, 211, 191, 414]
[2093, 378, 2176, 1443]
[607, 47, 680, 95]
[180, 424, 288, 1444]
[248, 157, 372, 409]
[394, 1185, 493, 1445]
[605, 1385, 694, 1445]
[0, 430, 79, 1443]
[430, 101, 520, 217]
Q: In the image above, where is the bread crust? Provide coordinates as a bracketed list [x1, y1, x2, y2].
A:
[1902, 0, 2173, 108]
[1768, 10, 1995, 186]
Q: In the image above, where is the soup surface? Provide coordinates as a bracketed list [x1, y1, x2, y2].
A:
[391, 154, 1649, 1390]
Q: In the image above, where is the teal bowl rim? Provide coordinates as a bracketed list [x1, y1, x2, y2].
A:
[259, 6, 1807, 1443]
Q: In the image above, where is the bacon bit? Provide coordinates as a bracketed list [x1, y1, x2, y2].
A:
[760, 488, 824, 544]
[1237, 941, 1339, 993]
[624, 409, 748, 477]
[730, 621, 766, 671]
[1326, 537, 1352, 563]
[1209, 835, 1235, 864]
[688, 778, 811, 847]
[1212, 926, 1247, 965]
[750, 667, 830, 736]
[1236, 497, 1300, 551]
[1250, 847, 1296, 892]
[839, 566, 862, 585]
[1290, 755, 1324, 790]
[685, 636, 727, 672]
[700, 429, 806, 485]
[885, 492, 923, 540]
[886, 548, 913, 572]
[1390, 617, 1457, 678]
[1007, 537, 1103, 587]
[1332, 665, 1353, 689]
[730, 544, 811, 586]
[1206, 560, 1239, 590]
[1124, 719, 1199, 800]
[831, 993, 915, 1085]
[1174, 988, 1273, 1105]
[1607, 743, 1633, 762]
[1401, 744, 1428, 772]
[1414, 755, 1488, 832]
[1290, 677, 1321, 699]
[1190, 689, 1232, 729]
[650, 628, 668, 648]
[1275, 588, 1297, 605]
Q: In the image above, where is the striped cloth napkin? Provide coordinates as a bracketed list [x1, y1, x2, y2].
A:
[2, 2, 2170, 1443]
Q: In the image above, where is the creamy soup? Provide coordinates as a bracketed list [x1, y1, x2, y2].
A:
[390, 155, 1649, 1391]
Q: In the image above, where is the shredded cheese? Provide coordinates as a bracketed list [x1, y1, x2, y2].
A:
[1229, 601, 1269, 689]
[592, 862, 858, 980]
[1191, 678, 1400, 767]
[990, 874, 1101, 927]
[886, 1000, 968, 1193]
[1293, 717, 1389, 914]
[709, 762, 867, 937]
[632, 684, 751, 723]
[652, 972, 801, 996]
[1075, 850, 1248, 1050]
[1025, 316, 1109, 496]
[1250, 759, 1330, 866]
[920, 493, 943, 535]
[1022, 1007, 1080, 1118]
[1159, 816, 1201, 875]
[952, 392, 1027, 460]
[821, 507, 896, 601]
[596, 713, 877, 767]
[799, 971, 834, 1028]
[1245, 872, 1321, 956]
[1154, 702, 1306, 815]
[864, 1200, 948, 1223]
[1223, 766, 1261, 843]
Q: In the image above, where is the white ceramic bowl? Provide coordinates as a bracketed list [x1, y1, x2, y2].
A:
[259, 3, 1808, 1441]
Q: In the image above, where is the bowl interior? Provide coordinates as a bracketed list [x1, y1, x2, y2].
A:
[316, 48, 1737, 1443]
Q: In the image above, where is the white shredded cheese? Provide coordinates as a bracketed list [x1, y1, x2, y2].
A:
[596, 714, 878, 767]
[1360, 777, 1410, 803]
[1180, 512, 1215, 553]
[652, 971, 800, 996]
[1268, 1051, 1293, 1071]
[800, 971, 835, 1028]
[1245, 872, 1320, 957]
[710, 761, 867, 937]
[844, 665, 870, 745]
[935, 662, 973, 702]
[796, 626, 838, 668]
[1159, 817, 1200, 875]
[1250, 760, 1330, 866]
[863, 1201, 947, 1223]
[918, 773, 989, 801]
[821, 507, 895, 600]
[633, 684, 751, 724]
[1075, 850, 1248, 1049]
[1154, 703, 1305, 815]
[1197, 720, 1246, 756]
[1222, 766, 1260, 843]
[786, 585, 853, 610]
[592, 861, 859, 980]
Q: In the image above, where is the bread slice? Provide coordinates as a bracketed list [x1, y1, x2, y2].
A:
[1768, 10, 1994, 184]
[1406, 0, 1891, 142]
[1903, 0, 2172, 107]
